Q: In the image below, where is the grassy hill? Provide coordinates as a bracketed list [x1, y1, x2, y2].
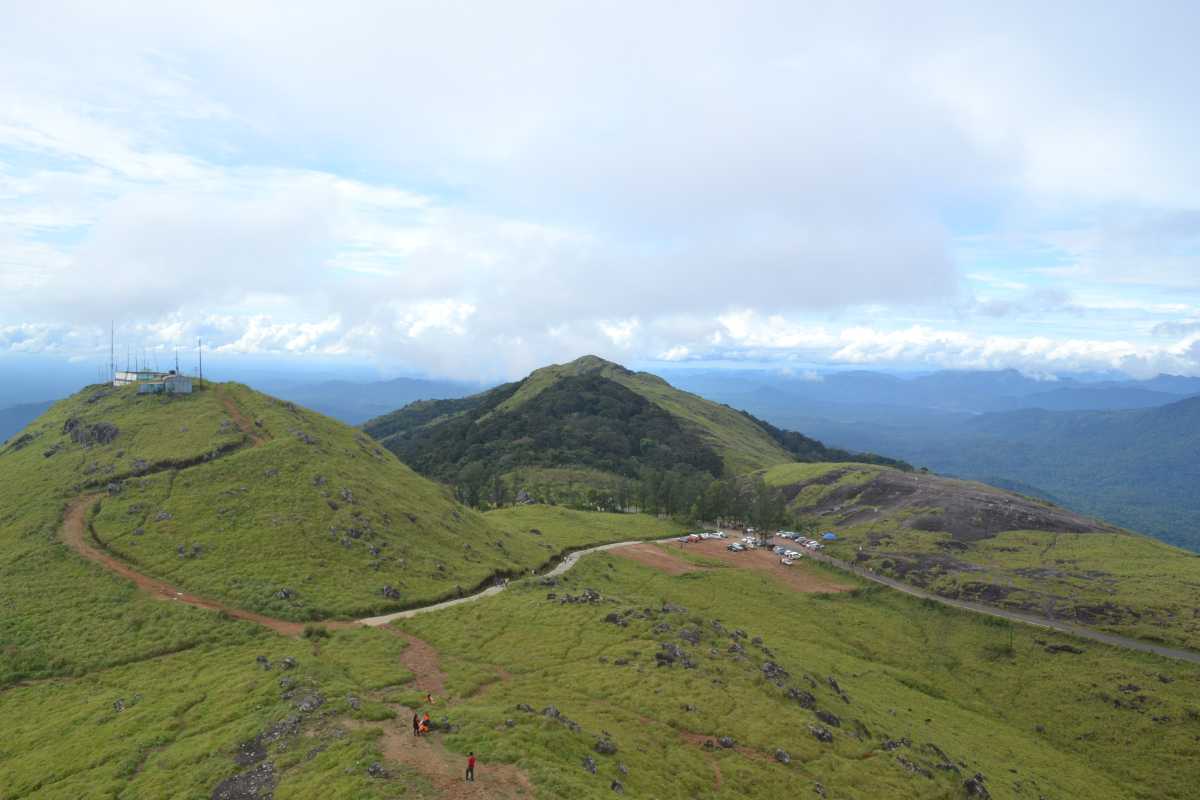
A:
[762, 461, 1200, 649]
[0, 382, 682, 628]
[364, 356, 904, 501]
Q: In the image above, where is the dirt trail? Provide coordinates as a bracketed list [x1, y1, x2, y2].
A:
[349, 712, 533, 799]
[61, 495, 349, 637]
[215, 386, 268, 446]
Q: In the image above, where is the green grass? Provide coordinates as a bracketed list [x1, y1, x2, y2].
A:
[761, 462, 1200, 650]
[394, 550, 1200, 799]
[484, 505, 686, 554]
[0, 627, 415, 799]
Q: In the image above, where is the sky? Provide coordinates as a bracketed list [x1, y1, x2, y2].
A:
[1, 0, 1199, 382]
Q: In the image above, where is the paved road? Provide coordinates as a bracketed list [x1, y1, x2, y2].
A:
[358, 539, 651, 626]
[804, 549, 1200, 666]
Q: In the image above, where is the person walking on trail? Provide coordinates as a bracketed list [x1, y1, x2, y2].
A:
[426, 692, 435, 705]
[419, 712, 431, 735]
[412, 713, 419, 737]
[466, 752, 476, 782]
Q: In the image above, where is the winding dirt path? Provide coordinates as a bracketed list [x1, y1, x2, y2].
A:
[59, 487, 1200, 666]
[61, 495, 325, 637]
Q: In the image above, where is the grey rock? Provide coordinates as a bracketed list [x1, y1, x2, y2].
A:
[582, 755, 598, 774]
[610, 780, 624, 793]
[210, 761, 275, 800]
[815, 709, 841, 728]
[367, 762, 387, 778]
[679, 627, 701, 645]
[542, 705, 561, 719]
[964, 773, 990, 798]
[380, 585, 402, 600]
[515, 703, 534, 713]
[280, 656, 297, 671]
[809, 724, 834, 743]
[293, 692, 324, 713]
[717, 736, 735, 749]
[774, 749, 791, 764]
[594, 738, 618, 755]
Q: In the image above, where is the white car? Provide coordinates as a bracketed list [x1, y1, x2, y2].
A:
[710, 531, 727, 539]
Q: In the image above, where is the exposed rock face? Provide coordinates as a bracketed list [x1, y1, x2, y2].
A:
[64, 418, 120, 447]
[211, 762, 275, 800]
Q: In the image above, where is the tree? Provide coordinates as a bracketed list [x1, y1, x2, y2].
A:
[456, 461, 489, 509]
[489, 472, 509, 509]
[748, 476, 786, 546]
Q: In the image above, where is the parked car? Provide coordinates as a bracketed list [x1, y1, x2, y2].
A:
[727, 542, 745, 552]
[711, 531, 727, 539]
[780, 557, 795, 566]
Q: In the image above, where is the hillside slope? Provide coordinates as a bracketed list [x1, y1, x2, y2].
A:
[763, 461, 1200, 649]
[364, 356, 904, 493]
[0, 382, 643, 624]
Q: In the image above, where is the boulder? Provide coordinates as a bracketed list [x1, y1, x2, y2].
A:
[787, 687, 816, 709]
[964, 773, 990, 798]
[367, 762, 387, 778]
[380, 585, 402, 600]
[610, 780, 624, 793]
[774, 749, 791, 765]
[594, 738, 618, 755]
[582, 755, 598, 774]
[717, 736, 735, 749]
[293, 692, 324, 713]
[809, 725, 834, 743]
[679, 627, 701, 645]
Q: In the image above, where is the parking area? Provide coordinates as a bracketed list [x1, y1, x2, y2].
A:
[616, 532, 854, 594]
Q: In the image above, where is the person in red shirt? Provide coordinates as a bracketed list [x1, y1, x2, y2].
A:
[466, 752, 476, 782]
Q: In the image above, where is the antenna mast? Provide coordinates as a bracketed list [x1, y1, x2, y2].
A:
[109, 322, 114, 384]
[198, 337, 203, 387]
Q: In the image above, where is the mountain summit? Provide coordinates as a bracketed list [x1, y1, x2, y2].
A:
[363, 356, 905, 496]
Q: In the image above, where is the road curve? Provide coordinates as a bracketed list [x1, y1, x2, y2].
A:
[60, 500, 1200, 667]
[804, 549, 1200, 666]
[61, 493, 659, 635]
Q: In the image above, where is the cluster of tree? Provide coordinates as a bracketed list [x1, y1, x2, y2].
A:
[453, 460, 791, 540]
[378, 374, 726, 485]
[740, 409, 913, 470]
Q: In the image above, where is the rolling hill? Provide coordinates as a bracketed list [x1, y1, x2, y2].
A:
[762, 461, 1200, 649]
[363, 356, 906, 500]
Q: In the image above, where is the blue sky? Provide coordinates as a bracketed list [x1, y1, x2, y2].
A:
[1, 1, 1198, 381]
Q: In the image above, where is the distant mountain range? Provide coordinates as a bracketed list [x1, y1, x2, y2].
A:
[260, 376, 486, 424]
[0, 401, 53, 445]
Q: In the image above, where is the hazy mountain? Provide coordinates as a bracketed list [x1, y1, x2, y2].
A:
[0, 401, 53, 444]
[262, 376, 487, 425]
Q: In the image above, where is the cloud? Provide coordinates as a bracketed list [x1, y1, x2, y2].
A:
[1, 2, 1199, 380]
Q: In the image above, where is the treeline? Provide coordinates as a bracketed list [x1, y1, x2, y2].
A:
[455, 463, 791, 533]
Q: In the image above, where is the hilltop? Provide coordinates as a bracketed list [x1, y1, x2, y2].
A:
[364, 356, 905, 506]
[762, 461, 1200, 649]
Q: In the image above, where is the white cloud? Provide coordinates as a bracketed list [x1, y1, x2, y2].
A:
[1, 2, 1199, 380]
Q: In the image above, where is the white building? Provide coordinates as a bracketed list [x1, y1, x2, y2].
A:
[114, 370, 194, 395]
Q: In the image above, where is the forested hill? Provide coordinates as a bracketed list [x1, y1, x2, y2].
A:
[363, 356, 905, 503]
